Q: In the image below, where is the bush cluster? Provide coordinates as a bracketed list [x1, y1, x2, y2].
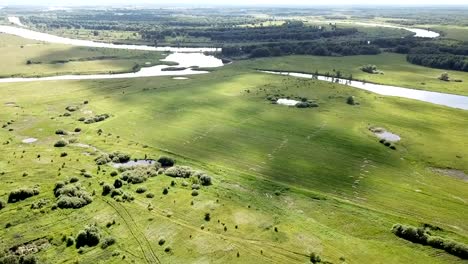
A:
[95, 151, 131, 165]
[360, 64, 378, 74]
[8, 188, 39, 203]
[54, 140, 68, 147]
[65, 106, 79, 112]
[76, 225, 100, 248]
[82, 114, 110, 124]
[157, 156, 175, 167]
[101, 237, 116, 249]
[165, 166, 193, 178]
[120, 165, 159, 184]
[54, 182, 93, 209]
[392, 224, 468, 259]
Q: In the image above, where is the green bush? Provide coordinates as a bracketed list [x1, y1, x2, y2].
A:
[191, 190, 199, 196]
[347, 96, 357, 105]
[162, 188, 169, 195]
[66, 236, 75, 247]
[165, 166, 193, 178]
[102, 184, 114, 196]
[110, 171, 118, 177]
[76, 225, 100, 248]
[74, 128, 82, 133]
[8, 188, 39, 203]
[146, 193, 155, 198]
[55, 129, 67, 135]
[195, 172, 212, 186]
[54, 140, 68, 147]
[101, 237, 116, 249]
[392, 224, 468, 259]
[70, 177, 79, 183]
[158, 156, 175, 167]
[361, 64, 378, 74]
[57, 196, 92, 209]
[0, 199, 5, 210]
[310, 252, 322, 263]
[113, 179, 123, 188]
[66, 106, 79, 112]
[54, 183, 93, 209]
[136, 187, 147, 194]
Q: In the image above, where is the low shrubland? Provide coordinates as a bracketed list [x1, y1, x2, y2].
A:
[76, 225, 100, 248]
[53, 181, 93, 209]
[8, 188, 40, 203]
[392, 224, 468, 259]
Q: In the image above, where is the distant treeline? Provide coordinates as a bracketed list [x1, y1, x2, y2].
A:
[222, 40, 381, 58]
[141, 22, 358, 42]
[376, 38, 468, 72]
[223, 37, 468, 72]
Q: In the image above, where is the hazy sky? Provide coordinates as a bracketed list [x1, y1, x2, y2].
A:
[1, 0, 467, 6]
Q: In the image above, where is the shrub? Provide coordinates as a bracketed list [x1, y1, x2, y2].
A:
[76, 225, 100, 248]
[126, 175, 146, 184]
[102, 184, 114, 196]
[110, 152, 131, 163]
[113, 179, 123, 188]
[95, 154, 111, 165]
[136, 187, 147, 194]
[66, 106, 79, 112]
[361, 64, 378, 74]
[111, 189, 123, 198]
[204, 213, 211, 221]
[110, 171, 118, 177]
[165, 166, 193, 178]
[54, 140, 68, 147]
[54, 183, 93, 209]
[57, 195, 92, 209]
[158, 238, 166, 246]
[0, 199, 5, 210]
[66, 236, 75, 247]
[70, 177, 79, 183]
[310, 252, 322, 263]
[101, 237, 116, 249]
[439, 72, 450, 81]
[146, 193, 155, 198]
[162, 188, 169, 195]
[191, 190, 199, 196]
[8, 188, 39, 203]
[198, 174, 212, 186]
[74, 128, 82, 133]
[55, 129, 67, 135]
[347, 96, 357, 105]
[60, 152, 68, 157]
[158, 156, 175, 167]
[392, 224, 468, 259]
[192, 184, 200, 190]
[78, 117, 86, 122]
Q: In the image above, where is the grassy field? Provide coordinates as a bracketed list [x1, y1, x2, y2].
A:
[0, 35, 467, 263]
[248, 53, 468, 96]
[0, 35, 168, 78]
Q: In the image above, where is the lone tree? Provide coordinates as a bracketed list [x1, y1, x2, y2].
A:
[439, 72, 450, 81]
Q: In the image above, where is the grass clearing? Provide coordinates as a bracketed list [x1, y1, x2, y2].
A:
[0, 33, 467, 263]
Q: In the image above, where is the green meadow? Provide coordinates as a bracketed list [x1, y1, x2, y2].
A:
[0, 33, 467, 264]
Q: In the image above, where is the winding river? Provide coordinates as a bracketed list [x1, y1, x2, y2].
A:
[2, 16, 467, 111]
[260, 71, 468, 111]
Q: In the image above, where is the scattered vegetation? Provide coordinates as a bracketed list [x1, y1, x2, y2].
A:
[392, 224, 468, 259]
[54, 181, 93, 209]
[8, 188, 39, 203]
[76, 225, 100, 248]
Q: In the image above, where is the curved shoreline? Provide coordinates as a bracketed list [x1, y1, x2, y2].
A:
[260, 70, 468, 110]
